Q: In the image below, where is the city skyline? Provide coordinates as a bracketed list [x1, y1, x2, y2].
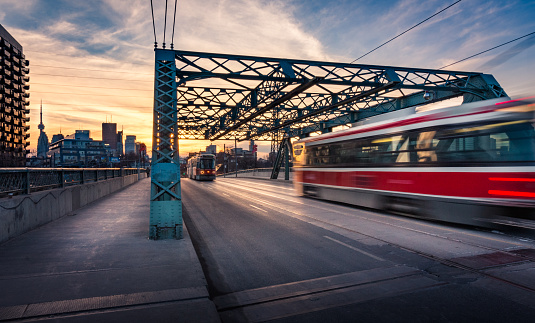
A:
[1, 0, 534, 156]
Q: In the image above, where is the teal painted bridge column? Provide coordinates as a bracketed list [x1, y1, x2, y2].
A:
[149, 49, 182, 240]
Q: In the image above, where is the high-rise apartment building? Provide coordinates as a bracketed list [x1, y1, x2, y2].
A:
[0, 24, 30, 166]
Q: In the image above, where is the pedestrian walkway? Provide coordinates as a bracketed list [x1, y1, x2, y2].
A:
[0, 178, 220, 322]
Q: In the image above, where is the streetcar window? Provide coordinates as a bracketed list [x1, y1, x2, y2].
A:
[433, 120, 535, 163]
[302, 117, 535, 167]
[199, 159, 215, 169]
[416, 131, 438, 163]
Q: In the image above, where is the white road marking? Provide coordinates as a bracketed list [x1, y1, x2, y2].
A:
[211, 180, 534, 248]
[250, 204, 268, 213]
[324, 236, 385, 261]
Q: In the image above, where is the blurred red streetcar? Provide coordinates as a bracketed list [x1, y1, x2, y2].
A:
[293, 97, 535, 228]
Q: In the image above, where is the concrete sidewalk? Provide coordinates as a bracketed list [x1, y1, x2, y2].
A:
[0, 178, 220, 322]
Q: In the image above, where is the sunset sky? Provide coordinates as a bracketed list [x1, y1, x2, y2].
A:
[1, 0, 534, 157]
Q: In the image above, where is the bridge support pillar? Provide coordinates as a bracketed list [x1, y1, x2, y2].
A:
[149, 49, 182, 240]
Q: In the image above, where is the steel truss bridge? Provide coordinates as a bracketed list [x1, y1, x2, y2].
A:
[149, 48, 507, 239]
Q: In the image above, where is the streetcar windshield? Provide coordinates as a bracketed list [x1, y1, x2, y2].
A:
[199, 158, 215, 169]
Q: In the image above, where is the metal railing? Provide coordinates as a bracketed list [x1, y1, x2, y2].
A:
[218, 167, 293, 177]
[0, 168, 143, 197]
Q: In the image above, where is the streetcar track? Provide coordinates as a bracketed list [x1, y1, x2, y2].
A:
[211, 178, 535, 293]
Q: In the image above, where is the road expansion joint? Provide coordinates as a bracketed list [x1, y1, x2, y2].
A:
[0, 287, 209, 321]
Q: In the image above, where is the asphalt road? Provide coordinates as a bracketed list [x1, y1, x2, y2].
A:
[182, 177, 535, 323]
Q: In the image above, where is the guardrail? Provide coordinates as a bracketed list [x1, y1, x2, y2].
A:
[0, 168, 144, 197]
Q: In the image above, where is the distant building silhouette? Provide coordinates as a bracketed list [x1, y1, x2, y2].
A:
[0, 24, 30, 166]
[102, 123, 117, 150]
[36, 101, 49, 159]
[206, 144, 217, 155]
[125, 135, 137, 154]
[49, 130, 110, 167]
[50, 133, 64, 145]
[116, 130, 123, 156]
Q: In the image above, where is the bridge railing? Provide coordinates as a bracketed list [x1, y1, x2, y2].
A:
[0, 168, 143, 197]
[218, 167, 293, 178]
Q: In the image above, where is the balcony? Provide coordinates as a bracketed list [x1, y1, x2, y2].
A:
[22, 67, 29, 74]
[23, 84, 29, 90]
[23, 76, 29, 82]
[24, 59, 29, 66]
[23, 92, 30, 98]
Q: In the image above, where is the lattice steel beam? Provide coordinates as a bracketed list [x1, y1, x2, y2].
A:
[167, 49, 507, 141]
[150, 49, 182, 240]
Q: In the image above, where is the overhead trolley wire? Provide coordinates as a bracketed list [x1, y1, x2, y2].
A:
[163, 0, 168, 48]
[24, 49, 152, 67]
[150, 0, 158, 48]
[353, 0, 462, 63]
[28, 102, 152, 109]
[439, 30, 535, 70]
[30, 91, 152, 99]
[30, 73, 152, 82]
[324, 0, 462, 80]
[171, 0, 178, 49]
[31, 82, 152, 92]
[30, 64, 152, 75]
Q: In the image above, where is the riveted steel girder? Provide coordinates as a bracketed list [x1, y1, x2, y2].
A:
[168, 49, 507, 141]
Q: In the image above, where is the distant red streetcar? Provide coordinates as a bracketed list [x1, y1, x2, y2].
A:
[187, 154, 216, 181]
[293, 97, 535, 228]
